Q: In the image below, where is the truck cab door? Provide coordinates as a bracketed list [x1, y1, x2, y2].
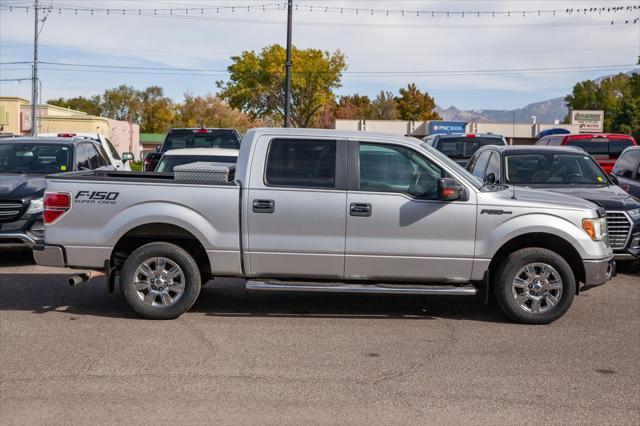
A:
[344, 140, 477, 283]
[245, 137, 347, 279]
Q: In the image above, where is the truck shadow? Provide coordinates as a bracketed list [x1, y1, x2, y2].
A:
[0, 273, 508, 323]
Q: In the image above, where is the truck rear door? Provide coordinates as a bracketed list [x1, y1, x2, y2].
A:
[245, 137, 347, 279]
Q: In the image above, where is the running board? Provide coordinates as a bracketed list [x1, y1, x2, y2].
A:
[245, 280, 478, 296]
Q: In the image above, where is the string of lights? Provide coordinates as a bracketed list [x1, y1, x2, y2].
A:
[0, 2, 638, 21]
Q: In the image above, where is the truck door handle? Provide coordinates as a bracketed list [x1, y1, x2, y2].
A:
[253, 199, 274, 213]
[350, 203, 372, 217]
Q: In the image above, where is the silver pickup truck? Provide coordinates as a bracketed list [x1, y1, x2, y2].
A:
[34, 128, 614, 324]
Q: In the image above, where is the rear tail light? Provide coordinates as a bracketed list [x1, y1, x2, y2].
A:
[466, 134, 476, 138]
[194, 128, 211, 134]
[43, 192, 71, 224]
[144, 158, 153, 171]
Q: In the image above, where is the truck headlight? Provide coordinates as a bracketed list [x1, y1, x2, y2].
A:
[582, 217, 607, 241]
[627, 208, 640, 221]
[26, 197, 44, 214]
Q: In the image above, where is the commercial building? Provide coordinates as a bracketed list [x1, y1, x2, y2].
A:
[334, 119, 581, 145]
[0, 97, 142, 158]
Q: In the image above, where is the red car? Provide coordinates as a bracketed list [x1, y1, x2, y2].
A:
[536, 133, 637, 173]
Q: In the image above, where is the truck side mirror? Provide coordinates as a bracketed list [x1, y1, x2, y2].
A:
[438, 178, 464, 201]
[484, 172, 496, 184]
[122, 152, 134, 162]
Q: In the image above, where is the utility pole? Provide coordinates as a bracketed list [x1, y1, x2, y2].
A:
[283, 0, 293, 128]
[31, 0, 39, 136]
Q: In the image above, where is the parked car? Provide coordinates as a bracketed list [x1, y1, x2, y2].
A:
[611, 146, 640, 199]
[144, 128, 241, 171]
[535, 133, 637, 173]
[155, 148, 239, 172]
[467, 145, 640, 260]
[38, 133, 134, 171]
[0, 136, 114, 249]
[34, 128, 614, 324]
[422, 133, 508, 166]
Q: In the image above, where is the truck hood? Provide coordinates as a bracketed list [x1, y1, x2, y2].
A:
[0, 174, 46, 199]
[484, 185, 600, 213]
[522, 185, 640, 212]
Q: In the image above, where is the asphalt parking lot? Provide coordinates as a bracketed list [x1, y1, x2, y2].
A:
[0, 251, 638, 425]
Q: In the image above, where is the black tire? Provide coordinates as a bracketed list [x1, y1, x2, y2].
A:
[494, 247, 576, 324]
[119, 242, 201, 319]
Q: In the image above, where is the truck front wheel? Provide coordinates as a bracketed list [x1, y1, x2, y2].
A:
[119, 242, 202, 319]
[494, 247, 576, 324]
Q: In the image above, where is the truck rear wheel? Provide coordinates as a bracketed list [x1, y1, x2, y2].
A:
[494, 247, 575, 324]
[119, 242, 202, 319]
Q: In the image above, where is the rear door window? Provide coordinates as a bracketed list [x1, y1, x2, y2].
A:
[265, 139, 337, 189]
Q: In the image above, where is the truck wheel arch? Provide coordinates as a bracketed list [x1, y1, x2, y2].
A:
[488, 232, 586, 292]
[111, 223, 212, 281]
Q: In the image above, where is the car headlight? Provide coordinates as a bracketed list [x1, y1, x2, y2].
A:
[26, 197, 43, 214]
[582, 217, 607, 241]
[627, 208, 640, 221]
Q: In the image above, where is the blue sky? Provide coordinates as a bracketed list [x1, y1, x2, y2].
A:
[1, 0, 638, 112]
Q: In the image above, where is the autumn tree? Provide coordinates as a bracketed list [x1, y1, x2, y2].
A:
[139, 86, 174, 133]
[335, 94, 372, 119]
[174, 93, 259, 133]
[217, 44, 346, 127]
[396, 83, 440, 121]
[101, 85, 142, 123]
[370, 91, 398, 120]
[47, 95, 102, 116]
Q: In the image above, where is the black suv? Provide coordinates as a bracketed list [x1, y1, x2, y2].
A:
[144, 128, 241, 171]
[467, 145, 640, 260]
[612, 146, 640, 199]
[0, 136, 113, 249]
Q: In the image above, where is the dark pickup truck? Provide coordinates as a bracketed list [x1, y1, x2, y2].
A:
[144, 128, 241, 171]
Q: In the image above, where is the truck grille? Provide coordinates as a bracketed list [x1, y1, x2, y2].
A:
[0, 201, 23, 221]
[605, 211, 632, 250]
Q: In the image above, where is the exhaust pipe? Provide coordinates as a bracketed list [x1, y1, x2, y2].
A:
[68, 271, 106, 287]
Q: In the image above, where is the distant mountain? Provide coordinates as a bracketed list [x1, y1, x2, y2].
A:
[436, 70, 638, 124]
[436, 97, 568, 124]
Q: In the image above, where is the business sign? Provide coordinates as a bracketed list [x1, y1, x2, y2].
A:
[428, 121, 467, 135]
[570, 110, 604, 133]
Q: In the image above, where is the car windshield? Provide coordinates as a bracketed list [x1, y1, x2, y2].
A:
[435, 137, 504, 159]
[420, 142, 483, 188]
[155, 155, 237, 172]
[0, 143, 71, 174]
[505, 153, 609, 185]
[163, 130, 240, 151]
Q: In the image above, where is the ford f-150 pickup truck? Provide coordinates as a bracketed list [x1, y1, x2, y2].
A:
[34, 128, 615, 324]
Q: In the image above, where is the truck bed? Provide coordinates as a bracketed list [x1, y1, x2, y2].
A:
[46, 170, 237, 186]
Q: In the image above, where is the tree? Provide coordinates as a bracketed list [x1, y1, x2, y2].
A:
[101, 85, 142, 123]
[335, 94, 372, 119]
[370, 91, 398, 120]
[47, 95, 102, 116]
[565, 70, 639, 139]
[217, 44, 346, 127]
[139, 86, 174, 133]
[174, 93, 260, 133]
[396, 83, 440, 121]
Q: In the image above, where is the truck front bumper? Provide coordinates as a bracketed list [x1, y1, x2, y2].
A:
[583, 257, 615, 287]
[33, 245, 66, 268]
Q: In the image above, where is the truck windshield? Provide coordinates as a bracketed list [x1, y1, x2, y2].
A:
[163, 130, 240, 151]
[0, 143, 71, 174]
[435, 137, 504, 160]
[155, 155, 237, 172]
[505, 153, 609, 185]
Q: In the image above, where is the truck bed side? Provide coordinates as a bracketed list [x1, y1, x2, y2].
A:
[43, 172, 241, 274]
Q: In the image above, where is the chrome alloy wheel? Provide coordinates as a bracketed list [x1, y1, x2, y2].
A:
[511, 263, 563, 314]
[133, 257, 186, 308]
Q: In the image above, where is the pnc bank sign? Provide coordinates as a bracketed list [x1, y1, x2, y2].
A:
[428, 121, 467, 135]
